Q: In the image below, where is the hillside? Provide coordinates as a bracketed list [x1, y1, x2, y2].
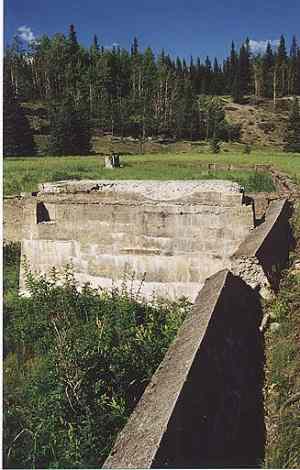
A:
[224, 96, 293, 149]
[20, 95, 294, 155]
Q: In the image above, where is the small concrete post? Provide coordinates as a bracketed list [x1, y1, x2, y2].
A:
[208, 163, 216, 172]
[105, 153, 121, 169]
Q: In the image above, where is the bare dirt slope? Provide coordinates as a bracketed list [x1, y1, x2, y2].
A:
[224, 97, 294, 149]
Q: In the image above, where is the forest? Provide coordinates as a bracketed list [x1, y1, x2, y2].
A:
[4, 25, 300, 149]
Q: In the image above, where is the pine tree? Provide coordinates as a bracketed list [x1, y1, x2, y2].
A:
[239, 42, 251, 95]
[228, 41, 238, 91]
[131, 37, 139, 57]
[275, 35, 288, 96]
[288, 35, 298, 95]
[3, 68, 36, 156]
[67, 24, 79, 56]
[262, 42, 274, 98]
[284, 97, 300, 152]
[48, 98, 91, 155]
[232, 71, 242, 103]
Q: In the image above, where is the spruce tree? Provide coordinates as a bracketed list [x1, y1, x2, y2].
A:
[262, 42, 275, 97]
[131, 37, 139, 57]
[288, 35, 298, 95]
[239, 42, 251, 95]
[275, 35, 288, 96]
[284, 97, 300, 152]
[48, 98, 91, 155]
[3, 69, 36, 156]
[232, 72, 242, 103]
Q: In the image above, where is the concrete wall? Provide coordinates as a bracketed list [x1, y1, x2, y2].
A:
[231, 198, 291, 296]
[103, 270, 265, 468]
[19, 180, 254, 301]
[3, 196, 24, 242]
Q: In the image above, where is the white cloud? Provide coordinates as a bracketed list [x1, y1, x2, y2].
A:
[249, 39, 280, 54]
[104, 42, 120, 50]
[17, 25, 36, 44]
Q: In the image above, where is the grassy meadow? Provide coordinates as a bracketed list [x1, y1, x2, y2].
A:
[5, 148, 300, 195]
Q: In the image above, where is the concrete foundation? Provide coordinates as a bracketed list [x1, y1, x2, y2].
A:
[19, 180, 254, 301]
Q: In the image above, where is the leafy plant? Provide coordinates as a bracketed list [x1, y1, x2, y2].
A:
[3, 263, 191, 468]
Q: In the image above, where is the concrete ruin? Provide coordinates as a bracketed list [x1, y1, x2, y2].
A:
[3, 175, 292, 468]
[17, 179, 257, 301]
[103, 270, 265, 468]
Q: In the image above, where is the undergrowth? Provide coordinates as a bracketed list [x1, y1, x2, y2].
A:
[3, 245, 191, 468]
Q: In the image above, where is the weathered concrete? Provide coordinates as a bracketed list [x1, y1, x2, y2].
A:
[19, 180, 254, 301]
[103, 270, 265, 468]
[231, 198, 291, 296]
[3, 196, 24, 242]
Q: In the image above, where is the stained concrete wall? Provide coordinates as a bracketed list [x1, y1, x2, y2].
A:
[3, 196, 24, 242]
[103, 270, 265, 468]
[231, 198, 291, 296]
[19, 180, 254, 301]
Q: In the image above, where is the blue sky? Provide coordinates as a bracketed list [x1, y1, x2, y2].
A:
[4, 0, 300, 61]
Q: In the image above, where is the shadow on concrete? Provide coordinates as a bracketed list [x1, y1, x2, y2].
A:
[152, 275, 265, 469]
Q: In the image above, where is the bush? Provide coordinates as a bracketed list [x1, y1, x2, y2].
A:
[243, 143, 252, 154]
[3, 266, 191, 468]
[210, 137, 220, 153]
[216, 121, 241, 142]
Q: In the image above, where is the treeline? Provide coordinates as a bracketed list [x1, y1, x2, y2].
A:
[4, 26, 300, 143]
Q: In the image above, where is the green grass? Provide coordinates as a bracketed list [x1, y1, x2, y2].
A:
[6, 149, 299, 195]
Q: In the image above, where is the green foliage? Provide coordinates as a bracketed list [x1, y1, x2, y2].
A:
[243, 172, 275, 192]
[3, 68, 36, 157]
[3, 242, 21, 298]
[3, 264, 191, 468]
[5, 26, 300, 145]
[198, 96, 241, 142]
[243, 143, 252, 154]
[48, 98, 91, 156]
[232, 72, 242, 104]
[264, 271, 300, 468]
[210, 136, 220, 153]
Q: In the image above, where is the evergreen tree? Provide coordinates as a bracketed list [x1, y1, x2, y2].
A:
[67, 24, 79, 56]
[228, 41, 238, 91]
[92, 34, 100, 52]
[131, 37, 139, 56]
[262, 42, 275, 97]
[239, 42, 251, 95]
[3, 69, 36, 156]
[176, 56, 183, 75]
[284, 97, 300, 152]
[232, 71, 242, 103]
[48, 98, 91, 155]
[275, 35, 288, 96]
[288, 35, 298, 95]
